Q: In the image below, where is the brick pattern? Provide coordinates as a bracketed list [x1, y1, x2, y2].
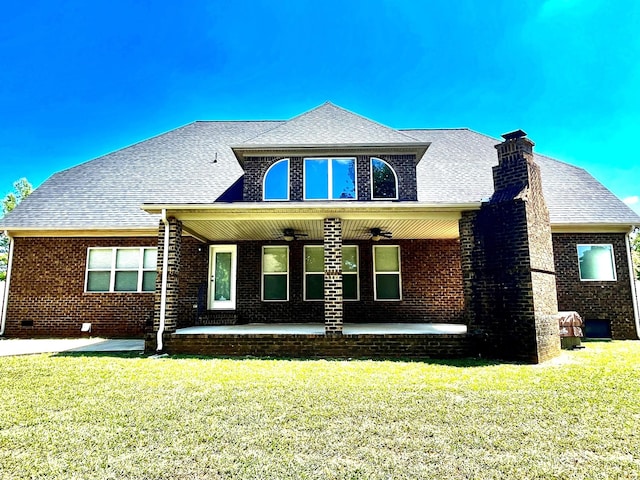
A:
[324, 218, 343, 334]
[153, 218, 182, 334]
[552, 232, 638, 340]
[5, 237, 155, 338]
[243, 155, 418, 202]
[148, 332, 471, 359]
[183, 239, 465, 327]
[460, 135, 561, 363]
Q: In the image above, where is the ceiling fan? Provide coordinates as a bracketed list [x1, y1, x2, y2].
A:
[370, 227, 392, 241]
[279, 228, 309, 242]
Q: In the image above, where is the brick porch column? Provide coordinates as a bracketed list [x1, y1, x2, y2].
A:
[324, 218, 343, 334]
[154, 217, 182, 334]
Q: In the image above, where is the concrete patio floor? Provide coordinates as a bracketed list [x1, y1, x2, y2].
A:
[0, 338, 144, 357]
[176, 323, 468, 335]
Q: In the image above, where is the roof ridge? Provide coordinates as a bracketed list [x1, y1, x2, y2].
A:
[400, 127, 471, 132]
[193, 120, 284, 124]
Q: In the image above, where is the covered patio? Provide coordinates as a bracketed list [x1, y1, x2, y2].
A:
[176, 323, 467, 335]
[147, 322, 471, 359]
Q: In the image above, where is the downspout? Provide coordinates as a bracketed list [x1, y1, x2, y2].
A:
[156, 210, 170, 351]
[0, 232, 14, 336]
[625, 229, 640, 339]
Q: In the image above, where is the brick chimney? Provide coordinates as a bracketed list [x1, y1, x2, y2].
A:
[459, 130, 560, 363]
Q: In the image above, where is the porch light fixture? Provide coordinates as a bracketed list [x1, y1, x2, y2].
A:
[370, 228, 392, 241]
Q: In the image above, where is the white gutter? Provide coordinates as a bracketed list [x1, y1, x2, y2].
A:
[625, 230, 640, 339]
[157, 209, 170, 351]
[0, 233, 14, 336]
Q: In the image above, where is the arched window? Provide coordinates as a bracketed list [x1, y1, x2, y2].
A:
[263, 159, 289, 201]
[370, 158, 398, 199]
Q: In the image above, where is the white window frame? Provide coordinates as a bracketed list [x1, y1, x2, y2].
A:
[263, 158, 290, 201]
[370, 157, 399, 200]
[577, 244, 617, 282]
[85, 247, 157, 293]
[342, 245, 360, 301]
[372, 245, 402, 301]
[303, 157, 358, 200]
[303, 245, 360, 301]
[303, 245, 324, 302]
[261, 245, 289, 301]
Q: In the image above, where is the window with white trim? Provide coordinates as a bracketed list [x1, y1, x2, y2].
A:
[262, 246, 289, 301]
[304, 158, 357, 200]
[86, 247, 157, 292]
[577, 244, 616, 281]
[371, 158, 398, 199]
[304, 245, 359, 301]
[373, 245, 402, 300]
[263, 158, 289, 200]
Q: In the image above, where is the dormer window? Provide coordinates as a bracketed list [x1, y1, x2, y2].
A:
[263, 159, 289, 201]
[304, 158, 356, 200]
[371, 158, 398, 200]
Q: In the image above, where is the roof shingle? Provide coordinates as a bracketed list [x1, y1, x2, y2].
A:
[1, 105, 638, 230]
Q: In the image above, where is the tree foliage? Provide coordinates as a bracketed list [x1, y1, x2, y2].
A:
[631, 228, 640, 281]
[1, 178, 33, 281]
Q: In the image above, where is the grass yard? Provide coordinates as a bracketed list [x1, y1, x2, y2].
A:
[0, 342, 639, 479]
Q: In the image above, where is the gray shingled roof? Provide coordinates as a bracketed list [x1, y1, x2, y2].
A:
[240, 102, 422, 146]
[404, 128, 640, 225]
[1, 104, 638, 230]
[0, 120, 282, 229]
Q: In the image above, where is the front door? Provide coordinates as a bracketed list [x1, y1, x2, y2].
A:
[208, 245, 237, 310]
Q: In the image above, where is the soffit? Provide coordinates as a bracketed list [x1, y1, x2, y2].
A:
[181, 217, 460, 241]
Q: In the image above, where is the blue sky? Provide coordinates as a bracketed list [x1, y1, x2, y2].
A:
[1, 0, 639, 215]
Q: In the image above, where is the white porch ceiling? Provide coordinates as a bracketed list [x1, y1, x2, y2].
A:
[181, 217, 460, 241]
[146, 202, 477, 241]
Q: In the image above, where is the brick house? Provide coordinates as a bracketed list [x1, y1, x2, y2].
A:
[1, 103, 638, 363]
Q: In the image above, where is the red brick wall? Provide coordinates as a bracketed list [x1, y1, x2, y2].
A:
[186, 238, 465, 326]
[149, 332, 471, 359]
[5, 237, 156, 338]
[552, 233, 638, 340]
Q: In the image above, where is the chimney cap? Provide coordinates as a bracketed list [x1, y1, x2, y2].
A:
[501, 129, 527, 140]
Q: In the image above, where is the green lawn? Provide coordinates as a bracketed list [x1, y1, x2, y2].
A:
[1, 342, 639, 479]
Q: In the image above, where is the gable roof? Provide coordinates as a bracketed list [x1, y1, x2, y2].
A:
[239, 102, 422, 147]
[1, 104, 638, 231]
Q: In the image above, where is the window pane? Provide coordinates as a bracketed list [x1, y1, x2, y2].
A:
[343, 274, 358, 300]
[372, 158, 397, 199]
[342, 246, 358, 272]
[115, 271, 138, 291]
[578, 245, 616, 280]
[374, 246, 399, 272]
[143, 249, 157, 269]
[332, 158, 356, 199]
[305, 274, 324, 300]
[264, 275, 287, 300]
[376, 274, 400, 300]
[305, 159, 329, 199]
[263, 247, 288, 273]
[88, 249, 112, 269]
[264, 159, 289, 200]
[142, 271, 156, 292]
[87, 271, 111, 292]
[214, 252, 232, 301]
[116, 249, 140, 269]
[305, 246, 324, 273]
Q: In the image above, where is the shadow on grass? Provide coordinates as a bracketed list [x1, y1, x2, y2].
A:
[54, 350, 501, 367]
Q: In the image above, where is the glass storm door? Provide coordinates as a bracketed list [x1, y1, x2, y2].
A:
[208, 245, 237, 310]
